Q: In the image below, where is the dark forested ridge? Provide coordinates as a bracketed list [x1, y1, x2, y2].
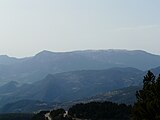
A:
[0, 101, 131, 120]
[68, 101, 132, 120]
[31, 101, 132, 120]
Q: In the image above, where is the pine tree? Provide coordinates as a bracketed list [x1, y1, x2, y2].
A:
[132, 71, 160, 120]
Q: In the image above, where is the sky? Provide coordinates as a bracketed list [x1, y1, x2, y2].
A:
[0, 0, 160, 57]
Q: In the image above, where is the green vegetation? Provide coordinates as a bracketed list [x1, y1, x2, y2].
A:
[50, 109, 72, 120]
[32, 101, 132, 120]
[50, 108, 65, 119]
[32, 109, 72, 120]
[32, 111, 49, 120]
[133, 71, 160, 119]
[68, 101, 132, 120]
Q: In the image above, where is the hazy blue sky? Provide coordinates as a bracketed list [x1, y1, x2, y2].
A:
[0, 0, 160, 57]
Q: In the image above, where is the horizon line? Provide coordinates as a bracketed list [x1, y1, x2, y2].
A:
[0, 49, 159, 59]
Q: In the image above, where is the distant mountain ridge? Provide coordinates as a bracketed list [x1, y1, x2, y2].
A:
[0, 55, 30, 65]
[0, 66, 160, 113]
[0, 49, 160, 85]
[0, 67, 144, 107]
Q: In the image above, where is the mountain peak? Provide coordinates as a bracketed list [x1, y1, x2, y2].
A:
[35, 50, 54, 57]
[37, 50, 53, 54]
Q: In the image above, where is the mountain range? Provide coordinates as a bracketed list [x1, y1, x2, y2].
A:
[0, 49, 160, 113]
[0, 49, 160, 85]
[0, 66, 160, 112]
[0, 67, 143, 106]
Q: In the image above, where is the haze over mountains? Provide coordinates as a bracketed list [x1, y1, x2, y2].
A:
[0, 67, 143, 106]
[0, 49, 160, 85]
[0, 49, 160, 113]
